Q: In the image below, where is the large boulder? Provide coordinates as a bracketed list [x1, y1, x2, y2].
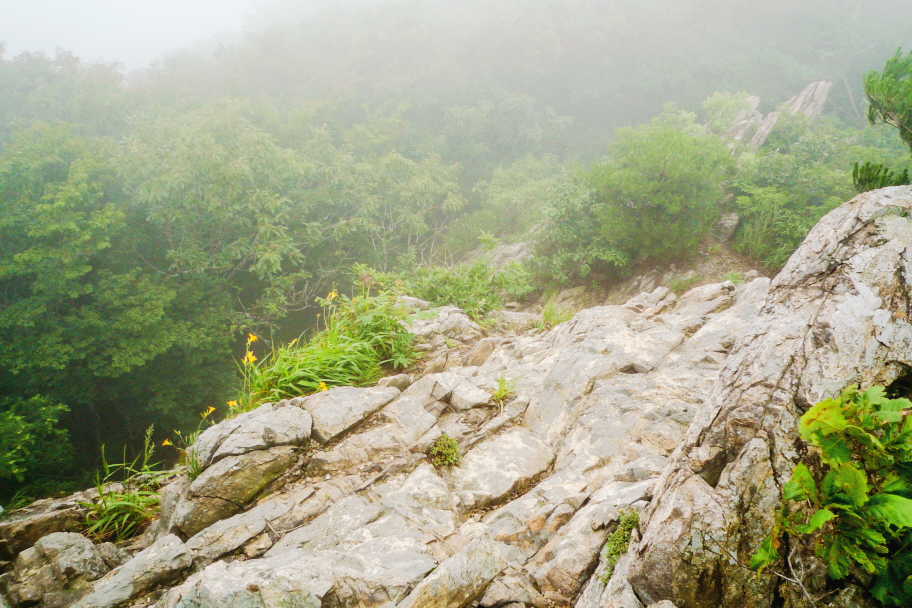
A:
[0, 493, 93, 560]
[1, 532, 110, 608]
[618, 187, 912, 608]
[169, 445, 299, 538]
[191, 401, 312, 468]
[71, 534, 191, 608]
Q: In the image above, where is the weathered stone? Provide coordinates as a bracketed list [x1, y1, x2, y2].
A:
[301, 386, 400, 443]
[192, 402, 312, 467]
[449, 381, 491, 410]
[464, 338, 497, 367]
[378, 373, 412, 391]
[408, 306, 483, 344]
[0, 495, 89, 560]
[71, 534, 191, 608]
[3, 533, 109, 608]
[394, 536, 506, 608]
[449, 428, 554, 511]
[185, 491, 300, 568]
[308, 396, 438, 475]
[170, 446, 299, 537]
[624, 187, 912, 608]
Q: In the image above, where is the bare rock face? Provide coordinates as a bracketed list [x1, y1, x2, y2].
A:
[301, 386, 400, 444]
[1, 533, 109, 608]
[191, 401, 312, 468]
[613, 186, 912, 608]
[7, 239, 791, 608]
[0, 494, 93, 561]
[169, 446, 299, 538]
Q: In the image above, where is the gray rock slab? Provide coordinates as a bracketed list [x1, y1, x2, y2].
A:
[4, 532, 108, 608]
[71, 534, 191, 608]
[192, 403, 312, 467]
[394, 536, 506, 608]
[449, 381, 491, 410]
[185, 491, 301, 568]
[450, 428, 554, 511]
[308, 396, 438, 475]
[170, 445, 298, 537]
[301, 386, 400, 443]
[267, 495, 382, 556]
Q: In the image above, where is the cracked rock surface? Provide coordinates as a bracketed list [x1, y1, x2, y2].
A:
[602, 186, 912, 608]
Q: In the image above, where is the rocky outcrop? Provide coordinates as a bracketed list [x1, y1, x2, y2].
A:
[2, 242, 784, 608]
[717, 81, 834, 153]
[599, 186, 912, 608]
[0, 533, 120, 608]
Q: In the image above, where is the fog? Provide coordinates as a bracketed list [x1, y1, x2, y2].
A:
[0, 1, 389, 70]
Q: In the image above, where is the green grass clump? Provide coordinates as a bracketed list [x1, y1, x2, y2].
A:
[722, 271, 744, 285]
[536, 294, 575, 330]
[81, 427, 163, 542]
[599, 510, 640, 584]
[668, 273, 701, 296]
[235, 286, 419, 411]
[428, 433, 461, 467]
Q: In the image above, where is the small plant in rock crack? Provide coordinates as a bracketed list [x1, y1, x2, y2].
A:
[428, 433, 461, 467]
[492, 376, 519, 412]
[751, 385, 912, 606]
[536, 293, 574, 331]
[599, 510, 640, 585]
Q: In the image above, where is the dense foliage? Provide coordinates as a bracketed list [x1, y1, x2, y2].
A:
[1, 3, 911, 500]
[752, 386, 912, 606]
[532, 107, 734, 283]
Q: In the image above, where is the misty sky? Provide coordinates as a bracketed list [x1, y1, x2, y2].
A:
[1, 0, 255, 69]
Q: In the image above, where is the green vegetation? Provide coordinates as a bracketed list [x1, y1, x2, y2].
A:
[82, 428, 163, 542]
[428, 433, 461, 467]
[537, 294, 575, 330]
[668, 274, 703, 296]
[751, 386, 912, 606]
[492, 376, 519, 412]
[722, 271, 745, 285]
[600, 510, 640, 584]
[235, 287, 419, 411]
[369, 261, 533, 321]
[532, 107, 734, 283]
[853, 49, 912, 193]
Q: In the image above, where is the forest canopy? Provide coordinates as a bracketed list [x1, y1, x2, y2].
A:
[1, 0, 911, 499]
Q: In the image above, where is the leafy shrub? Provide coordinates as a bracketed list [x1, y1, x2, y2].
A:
[0, 395, 72, 496]
[428, 433, 461, 467]
[82, 427, 163, 542]
[236, 287, 418, 410]
[599, 510, 640, 584]
[733, 112, 909, 269]
[751, 386, 912, 606]
[533, 107, 734, 284]
[366, 261, 533, 320]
